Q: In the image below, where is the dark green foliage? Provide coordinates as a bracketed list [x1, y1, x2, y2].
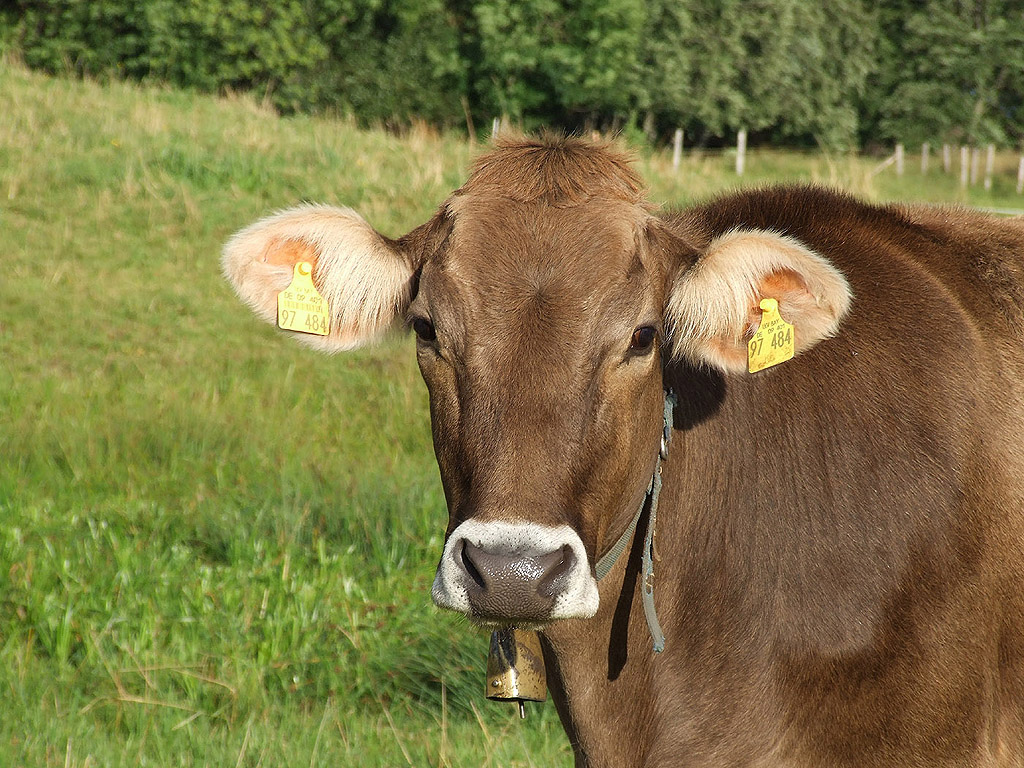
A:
[142, 1, 327, 113]
[2, 0, 465, 122]
[867, 0, 1024, 146]
[5, 0, 150, 76]
[2, 0, 1023, 159]
[663, 0, 875, 148]
[310, 0, 466, 126]
[469, 0, 644, 127]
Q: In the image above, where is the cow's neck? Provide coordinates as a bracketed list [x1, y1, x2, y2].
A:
[540, 387, 677, 766]
[593, 389, 676, 654]
[540, 523, 662, 766]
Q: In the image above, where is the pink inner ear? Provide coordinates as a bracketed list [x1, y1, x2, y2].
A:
[759, 268, 810, 306]
[748, 268, 811, 328]
[261, 237, 320, 269]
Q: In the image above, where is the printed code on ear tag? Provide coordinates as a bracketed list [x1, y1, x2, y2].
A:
[748, 298, 794, 373]
[278, 262, 330, 336]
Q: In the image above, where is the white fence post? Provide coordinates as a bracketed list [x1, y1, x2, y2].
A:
[895, 143, 904, 176]
[736, 129, 747, 176]
[970, 147, 981, 186]
[491, 117, 501, 137]
[960, 146, 969, 189]
[984, 144, 995, 191]
[943, 144, 951, 173]
[672, 129, 683, 173]
[1017, 156, 1024, 195]
[921, 143, 929, 175]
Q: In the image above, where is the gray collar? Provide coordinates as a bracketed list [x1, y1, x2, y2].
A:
[593, 391, 675, 653]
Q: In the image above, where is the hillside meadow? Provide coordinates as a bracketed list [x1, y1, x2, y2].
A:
[2, 60, 1022, 767]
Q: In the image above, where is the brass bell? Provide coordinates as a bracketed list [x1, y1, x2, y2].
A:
[485, 627, 547, 718]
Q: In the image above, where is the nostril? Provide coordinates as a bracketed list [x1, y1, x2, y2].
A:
[538, 544, 576, 598]
[454, 539, 581, 613]
[458, 539, 487, 589]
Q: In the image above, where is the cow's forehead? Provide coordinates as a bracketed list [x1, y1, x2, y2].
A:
[445, 194, 646, 286]
[436, 136, 654, 287]
[410, 137, 665, 361]
[419, 194, 657, 345]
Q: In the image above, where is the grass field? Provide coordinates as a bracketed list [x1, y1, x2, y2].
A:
[3, 58, 1023, 767]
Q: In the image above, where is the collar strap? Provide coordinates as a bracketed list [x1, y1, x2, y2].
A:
[593, 391, 675, 653]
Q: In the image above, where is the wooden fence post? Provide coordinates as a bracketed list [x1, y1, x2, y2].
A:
[943, 144, 951, 173]
[960, 146, 969, 189]
[672, 129, 683, 173]
[736, 129, 747, 176]
[921, 143, 929, 175]
[983, 144, 995, 191]
[895, 143, 904, 176]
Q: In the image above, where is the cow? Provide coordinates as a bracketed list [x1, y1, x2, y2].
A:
[222, 135, 1024, 767]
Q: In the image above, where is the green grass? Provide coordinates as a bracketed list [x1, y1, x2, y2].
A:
[2, 59, 1023, 767]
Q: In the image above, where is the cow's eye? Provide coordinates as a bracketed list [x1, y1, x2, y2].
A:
[630, 326, 657, 352]
[411, 317, 437, 342]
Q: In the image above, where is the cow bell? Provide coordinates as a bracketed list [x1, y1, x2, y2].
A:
[486, 627, 546, 718]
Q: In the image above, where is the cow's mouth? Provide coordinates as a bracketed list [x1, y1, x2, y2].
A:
[431, 520, 600, 624]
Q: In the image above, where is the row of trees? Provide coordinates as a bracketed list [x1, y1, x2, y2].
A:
[3, 0, 1022, 149]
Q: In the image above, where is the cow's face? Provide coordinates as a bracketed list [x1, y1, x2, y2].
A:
[223, 137, 851, 627]
[412, 192, 676, 625]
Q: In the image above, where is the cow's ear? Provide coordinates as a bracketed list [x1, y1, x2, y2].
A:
[222, 204, 418, 352]
[665, 229, 852, 373]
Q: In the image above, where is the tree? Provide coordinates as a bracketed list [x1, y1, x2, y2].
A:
[312, 0, 466, 126]
[4, 0, 150, 78]
[678, 0, 875, 148]
[635, 0, 695, 137]
[143, 0, 327, 113]
[872, 0, 1024, 145]
[470, 0, 645, 129]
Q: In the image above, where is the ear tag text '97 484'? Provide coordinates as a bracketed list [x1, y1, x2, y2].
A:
[278, 261, 330, 336]
[748, 298, 794, 373]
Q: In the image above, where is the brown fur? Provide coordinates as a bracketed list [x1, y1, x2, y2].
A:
[421, 149, 1024, 766]
[224, 137, 1024, 766]
[460, 134, 650, 206]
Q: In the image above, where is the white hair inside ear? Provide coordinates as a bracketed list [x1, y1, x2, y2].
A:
[666, 229, 853, 373]
[222, 204, 414, 353]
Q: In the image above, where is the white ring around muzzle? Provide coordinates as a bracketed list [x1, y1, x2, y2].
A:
[431, 520, 600, 621]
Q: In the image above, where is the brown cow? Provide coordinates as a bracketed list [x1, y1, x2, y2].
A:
[223, 135, 1024, 766]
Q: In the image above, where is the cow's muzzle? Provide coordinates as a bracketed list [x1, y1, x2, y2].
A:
[431, 520, 599, 624]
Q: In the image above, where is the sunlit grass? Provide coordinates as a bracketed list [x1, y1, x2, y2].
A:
[3, 58, 1022, 766]
[1, 60, 563, 766]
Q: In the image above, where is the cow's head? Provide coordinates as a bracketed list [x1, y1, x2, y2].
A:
[224, 136, 850, 627]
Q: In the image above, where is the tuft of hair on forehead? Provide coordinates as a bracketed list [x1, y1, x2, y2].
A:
[461, 133, 648, 207]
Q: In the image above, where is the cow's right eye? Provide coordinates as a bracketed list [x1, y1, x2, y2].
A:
[630, 325, 657, 352]
[411, 317, 437, 342]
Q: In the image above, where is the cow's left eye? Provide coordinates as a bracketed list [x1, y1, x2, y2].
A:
[411, 317, 437, 342]
[630, 326, 657, 352]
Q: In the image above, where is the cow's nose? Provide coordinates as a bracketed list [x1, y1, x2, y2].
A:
[432, 521, 600, 621]
[455, 539, 577, 621]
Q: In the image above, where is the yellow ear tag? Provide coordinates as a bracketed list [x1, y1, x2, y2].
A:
[747, 298, 794, 373]
[277, 262, 330, 336]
